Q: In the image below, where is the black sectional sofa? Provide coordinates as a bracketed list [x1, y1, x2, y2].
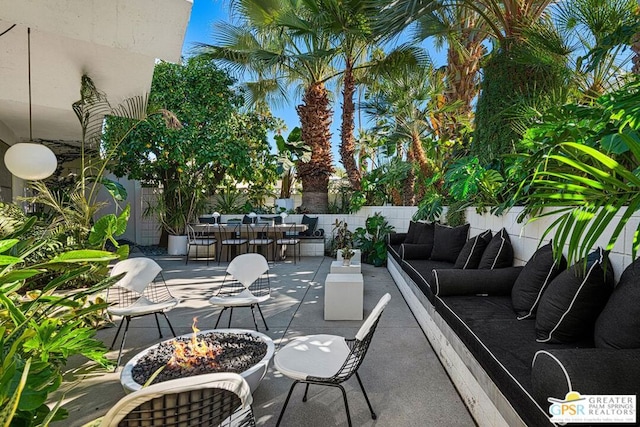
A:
[387, 223, 640, 427]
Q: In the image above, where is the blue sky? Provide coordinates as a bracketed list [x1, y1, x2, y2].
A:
[180, 0, 446, 163]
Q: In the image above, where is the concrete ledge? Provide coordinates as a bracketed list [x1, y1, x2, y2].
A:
[388, 255, 525, 427]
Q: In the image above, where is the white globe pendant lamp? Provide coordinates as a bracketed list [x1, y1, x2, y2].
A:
[4, 27, 57, 181]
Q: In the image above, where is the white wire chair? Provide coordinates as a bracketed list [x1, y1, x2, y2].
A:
[107, 257, 179, 368]
[100, 373, 255, 427]
[209, 253, 271, 331]
[186, 223, 217, 266]
[274, 293, 391, 427]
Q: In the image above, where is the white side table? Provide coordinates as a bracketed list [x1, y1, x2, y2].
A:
[330, 260, 361, 274]
[324, 273, 364, 320]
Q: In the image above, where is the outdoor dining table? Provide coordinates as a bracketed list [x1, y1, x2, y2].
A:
[191, 223, 308, 261]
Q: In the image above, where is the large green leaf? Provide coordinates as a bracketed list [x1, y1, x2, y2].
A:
[49, 250, 117, 264]
[0, 239, 19, 254]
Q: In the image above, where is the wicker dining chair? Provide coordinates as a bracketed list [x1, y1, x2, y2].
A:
[107, 257, 179, 368]
[100, 373, 255, 427]
[274, 293, 391, 427]
[209, 253, 271, 331]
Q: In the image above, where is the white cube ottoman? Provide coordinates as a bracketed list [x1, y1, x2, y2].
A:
[324, 273, 364, 320]
[330, 260, 361, 274]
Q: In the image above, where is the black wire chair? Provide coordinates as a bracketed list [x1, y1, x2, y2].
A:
[215, 223, 249, 265]
[100, 373, 256, 427]
[274, 293, 391, 427]
[276, 223, 301, 264]
[246, 223, 276, 262]
[209, 253, 271, 331]
[186, 223, 217, 265]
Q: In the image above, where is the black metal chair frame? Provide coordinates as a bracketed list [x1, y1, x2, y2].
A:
[276, 224, 301, 264]
[212, 265, 271, 331]
[216, 223, 249, 265]
[186, 223, 217, 266]
[107, 270, 177, 369]
[275, 317, 382, 427]
[246, 223, 276, 262]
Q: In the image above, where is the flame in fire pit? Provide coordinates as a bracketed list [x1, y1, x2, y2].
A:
[168, 317, 222, 369]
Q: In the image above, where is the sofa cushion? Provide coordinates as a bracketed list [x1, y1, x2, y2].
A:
[512, 243, 567, 320]
[300, 214, 318, 236]
[404, 221, 421, 244]
[430, 223, 469, 263]
[401, 259, 455, 303]
[478, 228, 513, 269]
[400, 243, 433, 260]
[594, 257, 640, 349]
[435, 295, 587, 427]
[535, 248, 614, 343]
[431, 267, 522, 296]
[454, 230, 492, 269]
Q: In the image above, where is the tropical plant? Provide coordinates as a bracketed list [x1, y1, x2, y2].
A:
[363, 54, 452, 204]
[104, 57, 277, 239]
[521, 77, 640, 265]
[353, 212, 395, 266]
[329, 219, 353, 257]
[0, 220, 118, 426]
[274, 127, 311, 199]
[196, 0, 336, 212]
[211, 184, 247, 214]
[26, 75, 147, 259]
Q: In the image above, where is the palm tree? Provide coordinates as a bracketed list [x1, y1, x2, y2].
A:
[196, 0, 336, 212]
[555, 0, 638, 101]
[363, 57, 446, 204]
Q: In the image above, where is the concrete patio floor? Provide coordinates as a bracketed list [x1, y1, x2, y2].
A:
[53, 255, 475, 426]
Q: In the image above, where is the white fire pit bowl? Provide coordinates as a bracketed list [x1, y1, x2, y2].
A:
[120, 329, 275, 394]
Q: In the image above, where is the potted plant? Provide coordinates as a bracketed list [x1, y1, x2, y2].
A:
[353, 212, 395, 266]
[340, 246, 355, 266]
[275, 127, 311, 212]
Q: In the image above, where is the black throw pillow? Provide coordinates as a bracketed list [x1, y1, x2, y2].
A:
[512, 242, 567, 320]
[594, 257, 640, 349]
[404, 221, 421, 244]
[300, 214, 318, 236]
[430, 223, 470, 263]
[454, 230, 492, 269]
[414, 222, 435, 257]
[242, 215, 253, 224]
[535, 248, 615, 343]
[478, 228, 513, 269]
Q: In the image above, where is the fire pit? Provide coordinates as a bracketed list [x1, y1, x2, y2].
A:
[120, 328, 274, 393]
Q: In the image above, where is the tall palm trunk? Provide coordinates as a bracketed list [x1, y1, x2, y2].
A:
[440, 37, 484, 141]
[403, 148, 416, 206]
[633, 31, 640, 74]
[340, 58, 362, 190]
[296, 82, 334, 212]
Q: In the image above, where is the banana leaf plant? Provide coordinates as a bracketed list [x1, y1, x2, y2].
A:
[0, 219, 118, 426]
[521, 78, 640, 266]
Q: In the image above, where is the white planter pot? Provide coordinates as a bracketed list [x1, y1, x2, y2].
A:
[167, 234, 188, 256]
[275, 198, 295, 212]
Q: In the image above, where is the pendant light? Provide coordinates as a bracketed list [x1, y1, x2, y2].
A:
[4, 27, 57, 181]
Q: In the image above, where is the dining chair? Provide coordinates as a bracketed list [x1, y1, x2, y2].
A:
[100, 372, 255, 427]
[247, 223, 275, 261]
[209, 253, 271, 331]
[216, 223, 249, 265]
[274, 293, 391, 427]
[107, 257, 179, 368]
[186, 223, 217, 266]
[276, 223, 301, 264]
